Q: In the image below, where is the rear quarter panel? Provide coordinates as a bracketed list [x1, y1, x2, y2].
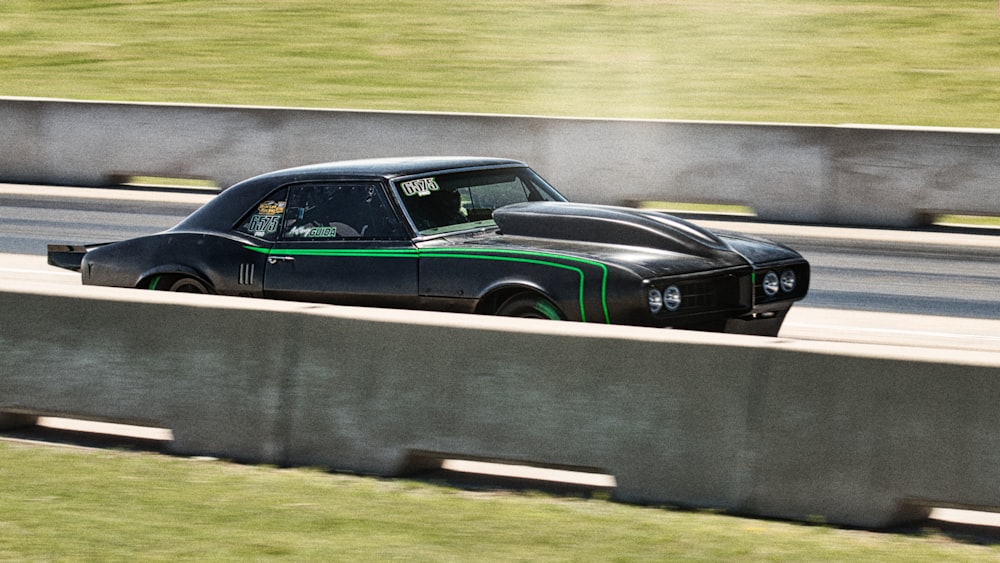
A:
[82, 232, 267, 296]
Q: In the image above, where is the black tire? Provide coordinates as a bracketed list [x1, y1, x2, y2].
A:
[166, 277, 212, 294]
[495, 292, 564, 320]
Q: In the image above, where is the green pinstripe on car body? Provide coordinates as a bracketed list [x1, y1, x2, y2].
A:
[243, 245, 610, 323]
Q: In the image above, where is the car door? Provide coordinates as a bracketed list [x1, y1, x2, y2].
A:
[262, 181, 418, 307]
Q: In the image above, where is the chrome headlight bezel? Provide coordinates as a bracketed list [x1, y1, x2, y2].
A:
[663, 285, 682, 312]
[762, 271, 780, 296]
[647, 287, 663, 314]
[780, 269, 797, 293]
[648, 284, 682, 314]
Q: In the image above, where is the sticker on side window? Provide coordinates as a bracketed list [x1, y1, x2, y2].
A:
[287, 225, 338, 238]
[400, 177, 440, 197]
[258, 200, 286, 215]
[245, 214, 281, 236]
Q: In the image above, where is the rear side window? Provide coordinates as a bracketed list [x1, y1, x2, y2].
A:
[280, 182, 405, 240]
[234, 187, 289, 241]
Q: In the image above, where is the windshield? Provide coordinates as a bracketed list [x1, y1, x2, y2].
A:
[394, 167, 566, 236]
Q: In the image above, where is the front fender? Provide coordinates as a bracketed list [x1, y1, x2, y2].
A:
[475, 280, 557, 314]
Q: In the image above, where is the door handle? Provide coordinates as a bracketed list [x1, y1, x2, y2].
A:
[267, 256, 295, 264]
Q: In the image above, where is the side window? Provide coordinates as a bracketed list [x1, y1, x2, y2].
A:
[234, 187, 289, 241]
[281, 183, 404, 240]
[468, 177, 532, 210]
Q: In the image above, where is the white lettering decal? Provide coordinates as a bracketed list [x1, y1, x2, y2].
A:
[307, 226, 338, 238]
[400, 177, 440, 197]
[287, 225, 338, 238]
[246, 214, 281, 235]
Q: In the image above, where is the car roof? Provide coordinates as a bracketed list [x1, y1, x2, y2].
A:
[172, 156, 528, 233]
[263, 156, 527, 180]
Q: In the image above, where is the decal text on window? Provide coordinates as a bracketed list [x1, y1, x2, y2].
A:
[400, 178, 440, 197]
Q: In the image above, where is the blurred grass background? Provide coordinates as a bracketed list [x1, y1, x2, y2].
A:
[2, 0, 999, 127]
[2, 441, 997, 561]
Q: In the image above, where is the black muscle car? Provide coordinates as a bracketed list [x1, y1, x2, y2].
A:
[48, 157, 809, 336]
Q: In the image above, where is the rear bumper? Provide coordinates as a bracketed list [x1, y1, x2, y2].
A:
[47, 244, 88, 271]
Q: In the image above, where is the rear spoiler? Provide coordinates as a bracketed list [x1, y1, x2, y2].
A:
[47, 244, 93, 272]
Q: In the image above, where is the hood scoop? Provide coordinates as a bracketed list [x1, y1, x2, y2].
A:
[493, 202, 730, 257]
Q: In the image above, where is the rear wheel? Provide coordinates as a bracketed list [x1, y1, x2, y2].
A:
[495, 292, 564, 320]
[149, 275, 213, 294]
[168, 277, 211, 293]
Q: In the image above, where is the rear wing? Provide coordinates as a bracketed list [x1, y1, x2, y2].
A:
[47, 244, 91, 271]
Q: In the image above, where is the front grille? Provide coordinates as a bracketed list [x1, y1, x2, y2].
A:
[678, 281, 719, 309]
[650, 271, 749, 317]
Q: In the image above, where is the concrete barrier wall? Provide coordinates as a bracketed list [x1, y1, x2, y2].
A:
[3, 97, 999, 227]
[2, 281, 999, 528]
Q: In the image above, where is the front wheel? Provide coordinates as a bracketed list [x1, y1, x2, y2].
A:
[495, 292, 564, 320]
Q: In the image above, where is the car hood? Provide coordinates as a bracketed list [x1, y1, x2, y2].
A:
[494, 202, 731, 256]
[484, 202, 801, 276]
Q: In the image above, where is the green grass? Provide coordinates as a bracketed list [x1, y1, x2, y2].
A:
[638, 204, 1000, 226]
[936, 214, 1000, 228]
[2, 1, 1000, 127]
[1, 441, 997, 561]
[638, 201, 757, 216]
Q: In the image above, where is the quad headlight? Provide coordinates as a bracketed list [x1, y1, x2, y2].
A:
[647, 288, 663, 313]
[762, 269, 797, 296]
[648, 285, 682, 314]
[780, 269, 797, 293]
[762, 271, 780, 296]
[663, 285, 682, 311]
